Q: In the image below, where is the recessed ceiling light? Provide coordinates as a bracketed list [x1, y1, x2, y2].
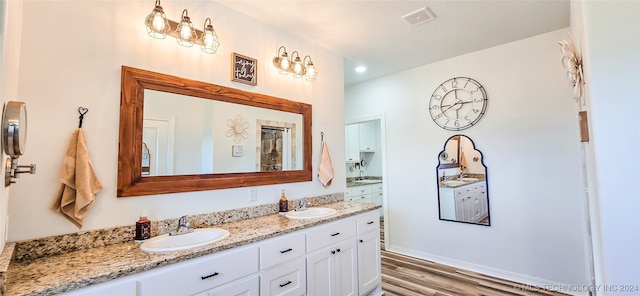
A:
[355, 66, 367, 73]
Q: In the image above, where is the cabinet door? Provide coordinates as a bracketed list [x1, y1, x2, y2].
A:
[346, 124, 360, 162]
[306, 246, 334, 295]
[307, 239, 357, 296]
[334, 239, 358, 296]
[358, 231, 381, 295]
[358, 121, 376, 151]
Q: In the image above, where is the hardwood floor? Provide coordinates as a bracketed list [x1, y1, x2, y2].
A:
[379, 221, 568, 296]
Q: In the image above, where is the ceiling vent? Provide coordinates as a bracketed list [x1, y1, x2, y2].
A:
[401, 7, 437, 27]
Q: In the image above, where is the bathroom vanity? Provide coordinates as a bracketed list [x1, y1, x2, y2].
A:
[438, 180, 488, 224]
[3, 201, 382, 296]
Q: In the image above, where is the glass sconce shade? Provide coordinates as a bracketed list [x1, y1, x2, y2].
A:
[200, 18, 220, 54]
[144, 0, 170, 39]
[291, 52, 304, 79]
[176, 9, 196, 47]
[272, 46, 291, 75]
[304, 56, 317, 82]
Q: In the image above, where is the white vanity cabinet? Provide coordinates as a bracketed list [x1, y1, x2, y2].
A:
[439, 181, 488, 223]
[306, 218, 359, 296]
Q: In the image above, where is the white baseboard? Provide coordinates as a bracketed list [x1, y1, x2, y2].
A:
[386, 245, 590, 296]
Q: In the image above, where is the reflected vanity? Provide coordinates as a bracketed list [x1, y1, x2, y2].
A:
[436, 135, 490, 226]
[118, 66, 312, 197]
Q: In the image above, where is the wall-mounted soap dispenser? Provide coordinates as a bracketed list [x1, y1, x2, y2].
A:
[2, 101, 36, 186]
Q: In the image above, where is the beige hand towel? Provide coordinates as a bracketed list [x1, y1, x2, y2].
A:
[318, 141, 334, 187]
[53, 128, 103, 228]
[460, 151, 468, 172]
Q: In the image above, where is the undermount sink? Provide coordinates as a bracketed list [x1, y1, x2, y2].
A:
[140, 228, 230, 253]
[442, 180, 467, 187]
[459, 177, 479, 182]
[354, 180, 380, 184]
[284, 207, 337, 220]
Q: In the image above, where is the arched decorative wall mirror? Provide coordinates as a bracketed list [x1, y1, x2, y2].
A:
[436, 135, 490, 226]
[118, 66, 312, 197]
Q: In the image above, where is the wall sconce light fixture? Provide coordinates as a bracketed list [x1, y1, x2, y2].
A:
[144, 0, 220, 54]
[272, 46, 318, 82]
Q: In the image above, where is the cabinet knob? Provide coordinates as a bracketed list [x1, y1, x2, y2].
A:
[331, 250, 336, 254]
[359, 239, 364, 243]
[336, 248, 341, 253]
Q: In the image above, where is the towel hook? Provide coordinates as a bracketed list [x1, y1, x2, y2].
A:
[78, 107, 89, 128]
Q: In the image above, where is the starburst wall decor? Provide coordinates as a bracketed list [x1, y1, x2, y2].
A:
[559, 33, 585, 106]
[226, 115, 249, 143]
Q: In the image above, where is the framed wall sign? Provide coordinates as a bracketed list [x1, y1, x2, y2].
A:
[231, 52, 257, 86]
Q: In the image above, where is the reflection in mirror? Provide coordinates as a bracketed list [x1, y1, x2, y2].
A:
[436, 135, 490, 226]
[118, 66, 312, 197]
[142, 90, 303, 176]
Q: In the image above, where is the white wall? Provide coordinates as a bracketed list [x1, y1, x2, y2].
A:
[346, 29, 590, 289]
[0, 0, 24, 250]
[574, 1, 640, 293]
[3, 0, 346, 241]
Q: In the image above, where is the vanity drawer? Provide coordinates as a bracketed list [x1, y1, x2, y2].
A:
[349, 185, 372, 196]
[260, 232, 306, 269]
[139, 245, 259, 296]
[307, 218, 357, 252]
[357, 211, 380, 234]
[472, 182, 486, 194]
[260, 256, 306, 296]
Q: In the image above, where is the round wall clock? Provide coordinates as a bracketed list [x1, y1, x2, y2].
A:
[428, 77, 488, 131]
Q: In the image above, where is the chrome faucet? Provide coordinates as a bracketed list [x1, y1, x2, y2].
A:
[358, 170, 364, 180]
[295, 198, 311, 211]
[169, 215, 194, 236]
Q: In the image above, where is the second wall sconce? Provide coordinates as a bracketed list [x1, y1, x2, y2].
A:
[144, 0, 221, 54]
[273, 46, 318, 82]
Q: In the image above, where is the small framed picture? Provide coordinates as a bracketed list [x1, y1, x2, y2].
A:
[231, 52, 257, 86]
[232, 145, 243, 157]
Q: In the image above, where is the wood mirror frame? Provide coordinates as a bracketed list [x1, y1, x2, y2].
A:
[117, 66, 312, 197]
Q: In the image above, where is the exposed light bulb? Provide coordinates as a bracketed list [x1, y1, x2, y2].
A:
[180, 23, 192, 40]
[151, 13, 165, 31]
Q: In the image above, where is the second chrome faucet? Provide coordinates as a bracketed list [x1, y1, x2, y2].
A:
[169, 215, 194, 236]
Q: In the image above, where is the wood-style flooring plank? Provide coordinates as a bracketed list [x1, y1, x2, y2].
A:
[379, 220, 569, 296]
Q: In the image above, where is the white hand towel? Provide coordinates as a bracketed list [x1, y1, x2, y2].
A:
[318, 141, 334, 187]
[53, 128, 103, 228]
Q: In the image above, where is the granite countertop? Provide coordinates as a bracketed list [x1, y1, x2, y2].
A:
[3, 201, 380, 296]
[439, 177, 486, 188]
[346, 179, 383, 188]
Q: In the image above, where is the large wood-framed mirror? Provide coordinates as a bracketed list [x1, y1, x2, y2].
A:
[118, 66, 312, 197]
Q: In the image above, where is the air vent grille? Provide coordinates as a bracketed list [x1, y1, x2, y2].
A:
[401, 7, 437, 27]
